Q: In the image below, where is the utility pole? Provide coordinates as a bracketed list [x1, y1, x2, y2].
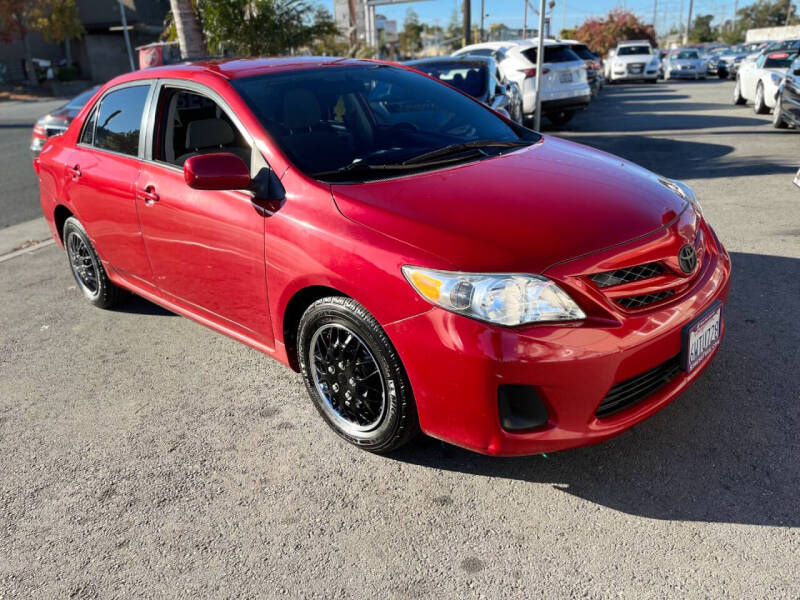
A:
[464, 0, 472, 45]
[732, 0, 738, 31]
[561, 0, 566, 36]
[480, 0, 485, 42]
[653, 0, 658, 32]
[684, 0, 693, 45]
[118, 0, 135, 71]
[786, 0, 793, 25]
[523, 0, 527, 39]
[533, 0, 546, 130]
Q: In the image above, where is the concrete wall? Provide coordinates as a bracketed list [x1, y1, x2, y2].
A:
[746, 25, 800, 42]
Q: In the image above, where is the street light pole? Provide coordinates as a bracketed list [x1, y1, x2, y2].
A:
[533, 0, 546, 131]
[684, 0, 694, 45]
[118, 0, 135, 71]
[464, 0, 472, 45]
[523, 0, 527, 39]
[480, 0, 485, 42]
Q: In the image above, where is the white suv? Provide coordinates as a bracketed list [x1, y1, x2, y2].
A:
[454, 39, 591, 125]
[607, 40, 660, 83]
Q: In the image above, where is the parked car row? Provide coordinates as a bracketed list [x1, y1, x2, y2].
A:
[444, 38, 603, 126]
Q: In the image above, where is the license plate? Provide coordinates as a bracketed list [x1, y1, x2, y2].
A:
[682, 301, 723, 373]
[560, 72, 573, 83]
[630, 66, 642, 73]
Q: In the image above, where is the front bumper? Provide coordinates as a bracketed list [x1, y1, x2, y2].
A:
[612, 67, 659, 80]
[384, 224, 731, 456]
[668, 68, 702, 78]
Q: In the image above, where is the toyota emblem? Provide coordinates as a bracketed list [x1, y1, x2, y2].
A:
[678, 244, 697, 274]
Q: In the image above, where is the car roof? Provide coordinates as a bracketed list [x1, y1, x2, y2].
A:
[407, 56, 490, 67]
[106, 56, 376, 85]
[617, 40, 652, 46]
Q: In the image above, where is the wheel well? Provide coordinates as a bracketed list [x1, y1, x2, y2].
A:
[282, 285, 348, 371]
[53, 205, 73, 243]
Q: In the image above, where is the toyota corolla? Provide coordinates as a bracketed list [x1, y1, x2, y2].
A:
[33, 58, 731, 456]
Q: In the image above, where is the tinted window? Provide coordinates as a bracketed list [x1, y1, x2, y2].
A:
[674, 50, 700, 59]
[461, 48, 494, 57]
[617, 45, 652, 56]
[94, 85, 150, 157]
[522, 45, 582, 63]
[764, 53, 797, 69]
[79, 107, 97, 145]
[570, 45, 596, 60]
[233, 65, 537, 180]
[411, 62, 488, 98]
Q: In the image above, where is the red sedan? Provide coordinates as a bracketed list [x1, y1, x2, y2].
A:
[33, 58, 730, 456]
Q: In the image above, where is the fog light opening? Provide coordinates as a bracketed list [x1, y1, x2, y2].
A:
[498, 385, 550, 432]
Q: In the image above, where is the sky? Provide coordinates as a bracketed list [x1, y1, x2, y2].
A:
[319, 0, 745, 37]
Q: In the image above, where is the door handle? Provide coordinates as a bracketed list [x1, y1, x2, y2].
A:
[68, 164, 81, 180]
[137, 185, 159, 204]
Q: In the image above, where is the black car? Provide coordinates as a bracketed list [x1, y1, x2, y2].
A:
[405, 56, 524, 123]
[773, 53, 800, 129]
[30, 86, 100, 155]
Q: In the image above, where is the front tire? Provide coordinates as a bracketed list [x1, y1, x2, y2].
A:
[63, 217, 126, 308]
[297, 296, 419, 453]
[754, 82, 768, 114]
[733, 78, 746, 105]
[772, 93, 788, 128]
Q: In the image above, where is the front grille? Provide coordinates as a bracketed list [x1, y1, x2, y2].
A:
[590, 262, 663, 288]
[626, 63, 646, 73]
[616, 290, 674, 310]
[596, 355, 681, 418]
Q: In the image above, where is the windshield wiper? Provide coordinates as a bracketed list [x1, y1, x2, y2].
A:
[401, 139, 533, 166]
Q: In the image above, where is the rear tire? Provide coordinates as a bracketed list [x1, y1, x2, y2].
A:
[546, 109, 576, 126]
[733, 78, 746, 105]
[772, 93, 788, 128]
[753, 82, 768, 114]
[63, 217, 127, 309]
[297, 296, 419, 454]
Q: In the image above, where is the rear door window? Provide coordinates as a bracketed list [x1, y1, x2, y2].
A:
[93, 85, 150, 157]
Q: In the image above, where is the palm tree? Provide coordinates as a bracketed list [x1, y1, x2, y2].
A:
[169, 0, 207, 60]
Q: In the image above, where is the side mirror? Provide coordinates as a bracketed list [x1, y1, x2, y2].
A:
[184, 152, 251, 191]
[794, 67, 800, 76]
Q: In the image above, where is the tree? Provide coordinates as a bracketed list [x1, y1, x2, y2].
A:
[573, 10, 656, 57]
[399, 8, 422, 57]
[0, 0, 83, 86]
[688, 14, 715, 43]
[444, 3, 462, 51]
[559, 27, 578, 40]
[198, 0, 337, 56]
[168, 0, 207, 59]
[737, 0, 798, 29]
[28, 0, 84, 66]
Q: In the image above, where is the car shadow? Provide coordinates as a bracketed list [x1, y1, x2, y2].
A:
[112, 294, 176, 317]
[389, 252, 800, 527]
[559, 134, 797, 179]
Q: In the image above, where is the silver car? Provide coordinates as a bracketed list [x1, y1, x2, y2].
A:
[663, 49, 707, 80]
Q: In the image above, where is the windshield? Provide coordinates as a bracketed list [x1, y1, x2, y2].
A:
[233, 65, 538, 181]
[673, 50, 700, 60]
[617, 45, 651, 56]
[410, 62, 488, 98]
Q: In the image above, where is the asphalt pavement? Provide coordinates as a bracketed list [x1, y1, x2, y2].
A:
[1, 80, 798, 599]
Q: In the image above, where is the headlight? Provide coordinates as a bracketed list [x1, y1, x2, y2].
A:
[770, 73, 783, 85]
[662, 178, 703, 216]
[402, 267, 586, 326]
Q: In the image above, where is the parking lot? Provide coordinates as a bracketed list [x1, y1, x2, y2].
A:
[1, 78, 798, 598]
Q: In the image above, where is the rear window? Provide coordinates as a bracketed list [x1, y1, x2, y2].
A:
[412, 62, 488, 98]
[569, 44, 597, 60]
[617, 45, 651, 56]
[522, 45, 582, 64]
[673, 50, 700, 60]
[764, 53, 797, 69]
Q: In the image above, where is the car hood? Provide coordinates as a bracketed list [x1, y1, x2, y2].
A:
[331, 136, 689, 273]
